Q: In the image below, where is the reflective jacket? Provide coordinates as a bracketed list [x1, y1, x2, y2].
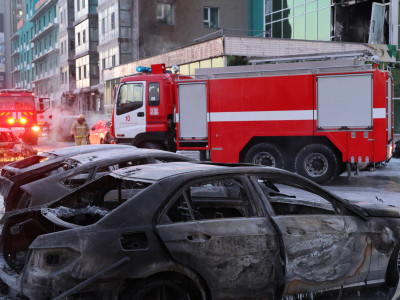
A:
[71, 120, 90, 138]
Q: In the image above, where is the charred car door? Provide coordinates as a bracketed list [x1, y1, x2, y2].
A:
[156, 175, 283, 299]
[252, 176, 379, 296]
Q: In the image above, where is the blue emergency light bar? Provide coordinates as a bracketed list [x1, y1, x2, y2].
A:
[136, 66, 152, 73]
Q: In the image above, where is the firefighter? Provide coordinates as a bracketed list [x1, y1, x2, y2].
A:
[70, 114, 90, 146]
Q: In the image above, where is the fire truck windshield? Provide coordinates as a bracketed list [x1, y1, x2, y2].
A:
[0, 96, 35, 110]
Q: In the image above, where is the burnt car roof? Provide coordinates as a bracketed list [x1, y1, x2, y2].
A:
[110, 161, 229, 181]
[68, 148, 190, 164]
[44, 144, 133, 157]
[2, 144, 134, 174]
[110, 161, 304, 182]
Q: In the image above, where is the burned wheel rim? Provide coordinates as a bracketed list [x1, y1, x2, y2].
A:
[253, 152, 276, 167]
[303, 153, 329, 177]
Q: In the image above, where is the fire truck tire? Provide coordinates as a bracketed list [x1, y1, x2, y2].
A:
[244, 143, 284, 169]
[295, 144, 339, 185]
[142, 142, 164, 150]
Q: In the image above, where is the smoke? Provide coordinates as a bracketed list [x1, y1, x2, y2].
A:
[48, 106, 109, 142]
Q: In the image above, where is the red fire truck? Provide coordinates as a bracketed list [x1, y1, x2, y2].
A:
[0, 89, 41, 145]
[111, 59, 394, 184]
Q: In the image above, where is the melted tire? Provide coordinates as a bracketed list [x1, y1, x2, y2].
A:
[123, 276, 204, 300]
[244, 143, 284, 169]
[295, 144, 339, 185]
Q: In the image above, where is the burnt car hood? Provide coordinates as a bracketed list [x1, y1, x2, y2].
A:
[350, 201, 400, 218]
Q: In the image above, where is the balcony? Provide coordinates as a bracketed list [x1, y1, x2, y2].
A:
[32, 70, 59, 84]
[30, 22, 59, 43]
[11, 50, 20, 58]
[11, 32, 19, 41]
[31, 47, 59, 63]
[29, 0, 57, 22]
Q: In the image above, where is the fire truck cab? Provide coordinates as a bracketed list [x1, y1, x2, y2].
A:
[112, 59, 394, 184]
[0, 89, 41, 145]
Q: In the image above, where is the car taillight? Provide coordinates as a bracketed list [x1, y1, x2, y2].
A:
[7, 118, 15, 125]
[20, 117, 27, 124]
[32, 125, 40, 132]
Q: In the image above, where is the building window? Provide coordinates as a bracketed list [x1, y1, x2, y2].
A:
[84, 65, 87, 78]
[204, 7, 218, 28]
[102, 58, 106, 69]
[83, 29, 86, 43]
[157, 3, 173, 25]
[264, 0, 331, 41]
[102, 18, 105, 34]
[78, 66, 81, 80]
[112, 55, 116, 67]
[77, 32, 80, 46]
[76, 0, 80, 11]
[82, 0, 85, 8]
[111, 12, 115, 29]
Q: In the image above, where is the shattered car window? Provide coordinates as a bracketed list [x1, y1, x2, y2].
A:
[257, 178, 336, 215]
[48, 177, 152, 226]
[93, 158, 150, 179]
[165, 177, 255, 223]
[60, 168, 94, 189]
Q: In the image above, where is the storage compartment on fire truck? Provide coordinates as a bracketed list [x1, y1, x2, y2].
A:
[177, 82, 209, 148]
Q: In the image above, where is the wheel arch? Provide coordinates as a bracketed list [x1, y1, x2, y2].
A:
[118, 265, 211, 300]
[133, 132, 167, 150]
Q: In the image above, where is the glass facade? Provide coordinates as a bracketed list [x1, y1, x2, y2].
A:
[264, 0, 332, 41]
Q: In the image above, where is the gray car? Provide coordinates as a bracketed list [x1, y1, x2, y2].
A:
[0, 162, 399, 300]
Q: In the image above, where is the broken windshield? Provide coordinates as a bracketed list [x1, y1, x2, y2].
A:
[47, 176, 153, 226]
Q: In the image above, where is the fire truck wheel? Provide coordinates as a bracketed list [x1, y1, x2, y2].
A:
[295, 144, 339, 185]
[244, 143, 284, 169]
[142, 142, 164, 150]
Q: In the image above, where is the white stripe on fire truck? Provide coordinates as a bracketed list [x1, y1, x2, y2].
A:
[176, 108, 387, 123]
[372, 108, 386, 119]
[209, 110, 315, 122]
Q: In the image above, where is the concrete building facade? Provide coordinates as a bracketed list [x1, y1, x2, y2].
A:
[74, 0, 100, 113]
[58, 0, 76, 105]
[99, 0, 248, 114]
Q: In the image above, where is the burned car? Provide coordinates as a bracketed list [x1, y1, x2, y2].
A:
[0, 162, 400, 300]
[0, 128, 36, 168]
[1, 147, 191, 211]
[0, 144, 135, 209]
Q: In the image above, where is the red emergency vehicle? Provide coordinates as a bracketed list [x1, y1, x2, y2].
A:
[111, 59, 394, 184]
[0, 89, 41, 145]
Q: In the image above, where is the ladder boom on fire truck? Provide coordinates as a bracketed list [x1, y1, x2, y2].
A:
[112, 56, 394, 184]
